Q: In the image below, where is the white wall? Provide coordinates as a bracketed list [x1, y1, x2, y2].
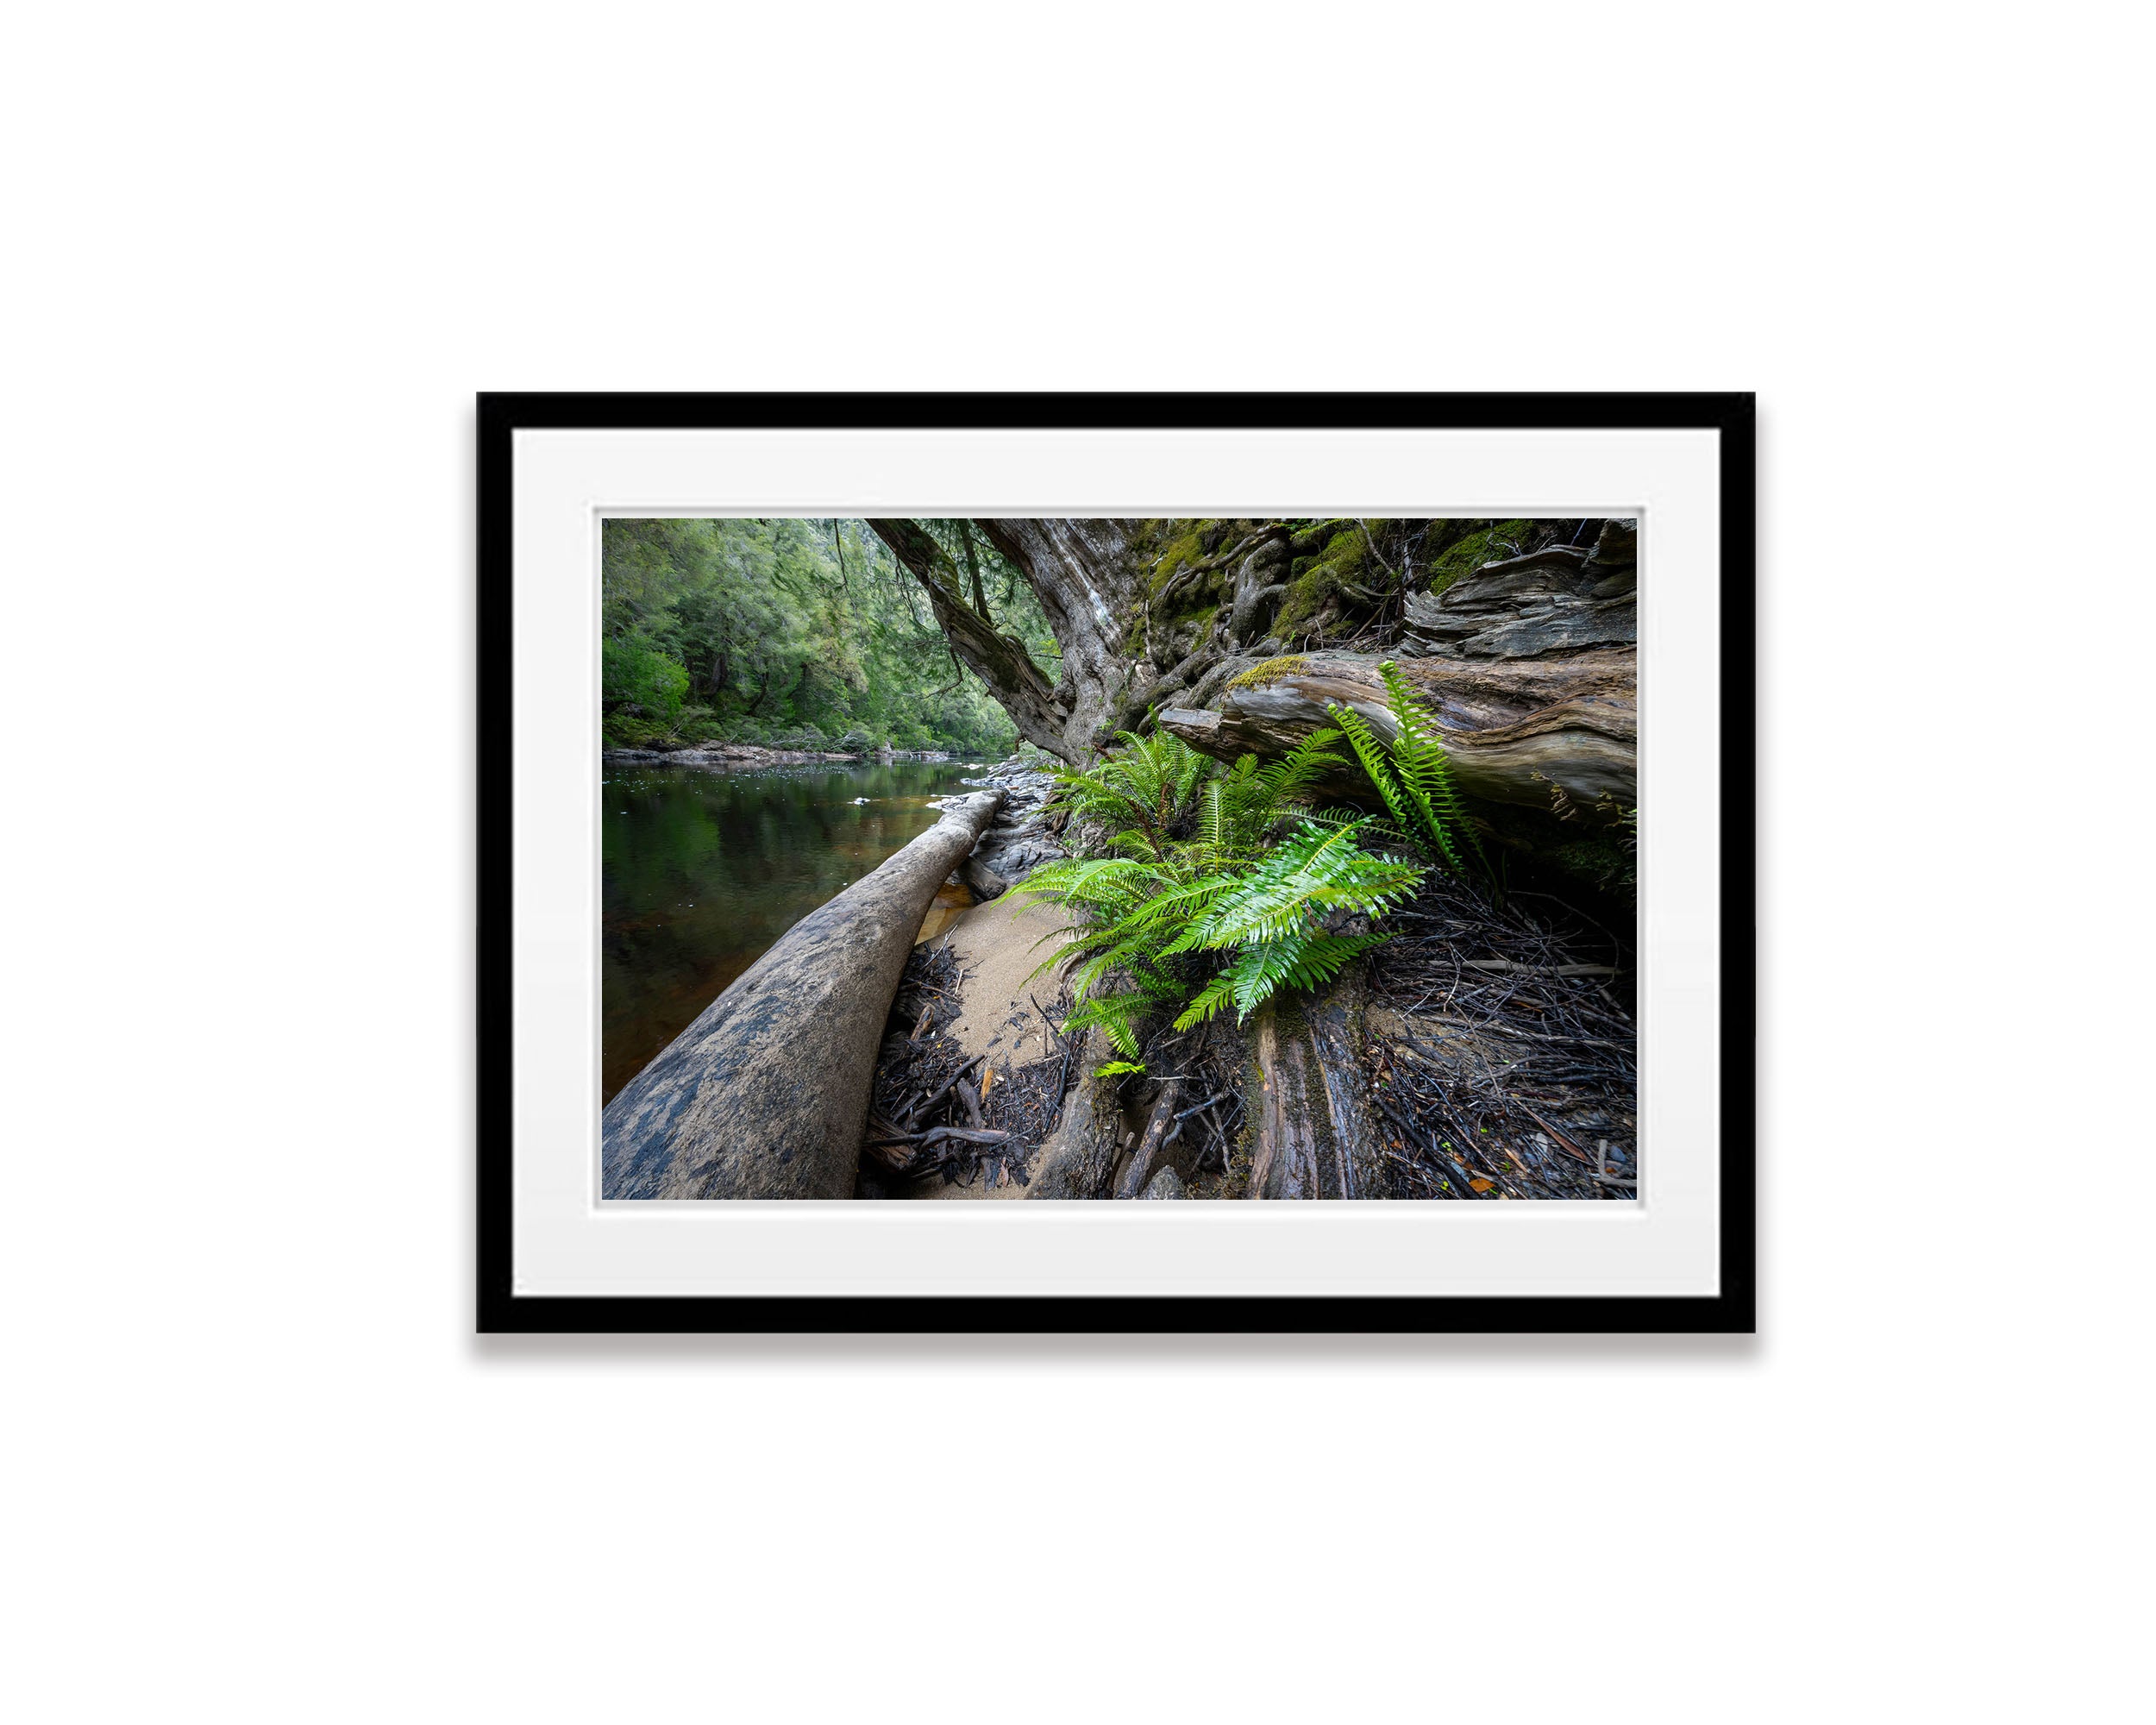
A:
[5, 5, 2141, 1722]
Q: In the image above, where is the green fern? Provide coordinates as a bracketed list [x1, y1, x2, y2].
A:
[1166, 821, 1418, 951]
[1040, 730, 1211, 859]
[1019, 733, 1423, 1051]
[1377, 662, 1487, 873]
[1330, 662, 1488, 879]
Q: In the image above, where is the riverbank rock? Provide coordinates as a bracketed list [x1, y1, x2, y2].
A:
[603, 742, 860, 768]
[958, 756, 1068, 897]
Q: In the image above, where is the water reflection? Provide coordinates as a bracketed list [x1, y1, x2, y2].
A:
[602, 758, 979, 1102]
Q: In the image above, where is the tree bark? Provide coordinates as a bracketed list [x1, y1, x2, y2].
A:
[602, 790, 1004, 1199]
[975, 519, 1154, 762]
[866, 519, 1071, 761]
[1244, 969, 1386, 1200]
[866, 518, 1636, 809]
[957, 520, 990, 621]
[1157, 649, 1635, 819]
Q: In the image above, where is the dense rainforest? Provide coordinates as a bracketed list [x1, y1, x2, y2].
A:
[602, 518, 1060, 756]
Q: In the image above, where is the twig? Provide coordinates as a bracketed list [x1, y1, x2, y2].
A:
[1173, 1089, 1236, 1121]
[1459, 959, 1619, 977]
[899, 1051, 988, 1128]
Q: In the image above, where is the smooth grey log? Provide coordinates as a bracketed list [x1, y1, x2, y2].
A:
[602, 790, 1004, 1200]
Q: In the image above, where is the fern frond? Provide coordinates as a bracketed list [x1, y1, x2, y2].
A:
[1377, 662, 1489, 874]
[1170, 970, 1243, 1032]
[1179, 821, 1420, 951]
[1200, 781, 1227, 858]
[1060, 991, 1151, 1059]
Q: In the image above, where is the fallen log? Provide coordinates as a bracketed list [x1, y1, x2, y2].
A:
[601, 789, 1004, 1199]
[1157, 649, 1634, 818]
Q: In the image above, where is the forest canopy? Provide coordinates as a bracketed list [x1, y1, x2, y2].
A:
[601, 518, 1059, 755]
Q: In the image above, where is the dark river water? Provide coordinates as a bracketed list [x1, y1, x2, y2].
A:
[602, 757, 985, 1103]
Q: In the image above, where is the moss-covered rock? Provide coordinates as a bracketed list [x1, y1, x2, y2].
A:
[1423, 519, 1539, 596]
[1288, 518, 1352, 556]
[1145, 523, 1214, 598]
[1273, 528, 1368, 633]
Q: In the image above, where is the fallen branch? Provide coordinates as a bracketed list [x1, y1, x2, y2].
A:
[899, 1051, 989, 1129]
[1112, 1078, 1183, 1200]
[1517, 1102, 1596, 1166]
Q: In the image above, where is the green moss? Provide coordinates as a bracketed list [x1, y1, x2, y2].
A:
[1225, 654, 1313, 691]
[1424, 518, 1538, 596]
[1288, 518, 1353, 556]
[1169, 587, 1224, 627]
[1273, 527, 1367, 633]
[1147, 524, 1214, 598]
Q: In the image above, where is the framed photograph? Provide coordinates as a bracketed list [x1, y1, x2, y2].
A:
[479, 392, 1754, 1332]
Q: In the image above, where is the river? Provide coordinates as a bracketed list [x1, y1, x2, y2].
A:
[601, 756, 985, 1103]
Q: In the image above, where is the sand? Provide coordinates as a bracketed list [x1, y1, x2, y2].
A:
[909, 892, 1073, 1201]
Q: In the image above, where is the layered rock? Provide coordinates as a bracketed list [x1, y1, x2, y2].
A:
[956, 757, 1067, 898]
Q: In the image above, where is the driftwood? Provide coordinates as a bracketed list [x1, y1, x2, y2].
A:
[1460, 959, 1619, 977]
[601, 789, 1004, 1199]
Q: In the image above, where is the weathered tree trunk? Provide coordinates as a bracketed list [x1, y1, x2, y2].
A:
[1400, 527, 1636, 659]
[1024, 969, 1390, 1201]
[1023, 1028, 1127, 1199]
[957, 520, 990, 621]
[1226, 528, 1292, 649]
[872, 518, 1635, 798]
[1158, 649, 1635, 819]
[975, 519, 1154, 762]
[866, 520, 1071, 760]
[602, 790, 1004, 1199]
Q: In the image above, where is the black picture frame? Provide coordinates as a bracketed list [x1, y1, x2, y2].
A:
[478, 392, 1755, 1334]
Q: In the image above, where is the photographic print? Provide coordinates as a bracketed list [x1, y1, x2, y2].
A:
[599, 514, 1639, 1204]
[479, 393, 1752, 1331]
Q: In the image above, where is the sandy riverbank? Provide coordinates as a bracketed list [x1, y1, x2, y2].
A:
[908, 894, 1071, 1201]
